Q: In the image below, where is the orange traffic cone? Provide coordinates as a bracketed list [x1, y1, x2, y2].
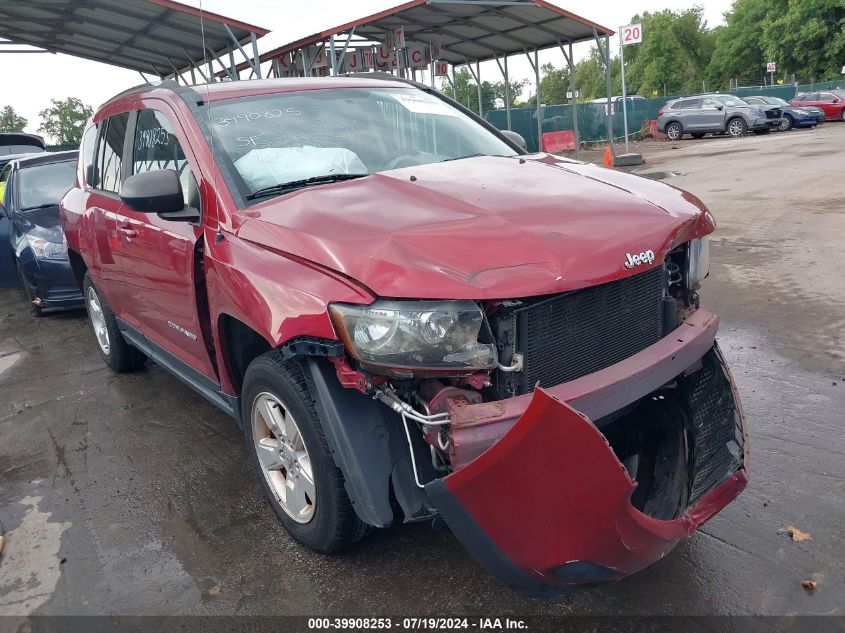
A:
[603, 145, 613, 167]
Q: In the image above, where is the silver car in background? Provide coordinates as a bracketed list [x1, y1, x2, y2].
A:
[657, 94, 782, 140]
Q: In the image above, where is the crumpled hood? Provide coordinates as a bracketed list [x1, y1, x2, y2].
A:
[236, 154, 714, 299]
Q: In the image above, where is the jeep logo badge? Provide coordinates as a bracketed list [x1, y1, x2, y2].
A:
[624, 249, 655, 269]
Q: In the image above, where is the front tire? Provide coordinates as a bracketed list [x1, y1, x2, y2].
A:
[779, 115, 793, 131]
[242, 352, 368, 553]
[727, 117, 747, 137]
[840, 109, 845, 122]
[82, 273, 145, 371]
[665, 122, 683, 141]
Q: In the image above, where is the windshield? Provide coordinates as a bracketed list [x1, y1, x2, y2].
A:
[207, 87, 517, 201]
[765, 97, 789, 106]
[716, 95, 749, 107]
[19, 160, 77, 210]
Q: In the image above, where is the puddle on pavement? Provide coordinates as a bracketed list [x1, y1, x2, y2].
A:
[0, 351, 25, 376]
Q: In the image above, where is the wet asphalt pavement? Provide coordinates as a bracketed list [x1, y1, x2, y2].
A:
[1, 124, 844, 621]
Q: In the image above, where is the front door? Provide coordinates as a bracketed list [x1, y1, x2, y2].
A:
[698, 97, 727, 131]
[114, 105, 216, 379]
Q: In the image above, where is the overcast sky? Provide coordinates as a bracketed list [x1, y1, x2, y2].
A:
[3, 0, 733, 140]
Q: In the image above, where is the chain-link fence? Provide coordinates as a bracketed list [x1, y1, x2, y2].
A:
[484, 81, 844, 152]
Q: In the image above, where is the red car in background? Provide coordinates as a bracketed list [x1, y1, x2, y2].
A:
[790, 90, 845, 122]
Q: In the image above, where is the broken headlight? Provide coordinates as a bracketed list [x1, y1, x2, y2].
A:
[27, 235, 68, 261]
[687, 236, 709, 290]
[329, 300, 496, 373]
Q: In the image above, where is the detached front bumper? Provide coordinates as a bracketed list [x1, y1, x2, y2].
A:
[20, 257, 84, 311]
[750, 117, 779, 131]
[425, 308, 747, 594]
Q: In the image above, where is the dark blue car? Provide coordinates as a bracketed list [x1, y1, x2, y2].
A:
[743, 96, 822, 131]
[0, 151, 83, 315]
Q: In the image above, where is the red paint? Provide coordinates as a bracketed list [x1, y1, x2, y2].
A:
[789, 91, 845, 121]
[542, 130, 576, 152]
[443, 387, 747, 582]
[650, 119, 668, 140]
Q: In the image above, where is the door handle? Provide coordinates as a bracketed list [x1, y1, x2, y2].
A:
[117, 225, 138, 239]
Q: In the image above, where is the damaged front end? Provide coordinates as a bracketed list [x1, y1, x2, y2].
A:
[427, 343, 746, 593]
[315, 248, 746, 594]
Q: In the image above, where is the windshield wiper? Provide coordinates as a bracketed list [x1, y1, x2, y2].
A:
[246, 173, 368, 201]
[439, 153, 487, 163]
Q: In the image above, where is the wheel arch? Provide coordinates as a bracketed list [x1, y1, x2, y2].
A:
[67, 248, 88, 291]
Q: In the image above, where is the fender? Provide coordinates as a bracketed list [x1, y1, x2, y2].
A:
[303, 357, 435, 528]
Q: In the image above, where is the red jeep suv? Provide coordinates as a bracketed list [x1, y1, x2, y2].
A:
[61, 76, 747, 594]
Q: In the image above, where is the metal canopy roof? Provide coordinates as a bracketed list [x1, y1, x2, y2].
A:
[253, 0, 613, 69]
[0, 0, 269, 80]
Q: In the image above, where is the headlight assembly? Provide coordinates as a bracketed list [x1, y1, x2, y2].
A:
[27, 236, 68, 261]
[687, 236, 709, 290]
[329, 300, 496, 373]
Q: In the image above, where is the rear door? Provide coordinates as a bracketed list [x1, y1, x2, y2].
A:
[0, 162, 18, 286]
[86, 112, 131, 309]
[113, 104, 216, 379]
[678, 99, 704, 129]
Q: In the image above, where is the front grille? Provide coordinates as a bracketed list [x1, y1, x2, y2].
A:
[514, 266, 664, 391]
[681, 347, 744, 503]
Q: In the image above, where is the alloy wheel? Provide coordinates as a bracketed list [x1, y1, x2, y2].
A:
[666, 123, 681, 141]
[86, 286, 110, 355]
[251, 392, 316, 524]
[728, 119, 745, 137]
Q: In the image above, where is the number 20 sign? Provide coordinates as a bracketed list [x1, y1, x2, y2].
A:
[621, 23, 642, 45]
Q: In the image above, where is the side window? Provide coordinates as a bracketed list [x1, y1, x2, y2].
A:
[818, 93, 836, 102]
[702, 98, 720, 108]
[99, 113, 129, 193]
[81, 123, 98, 188]
[132, 109, 200, 211]
[681, 99, 702, 109]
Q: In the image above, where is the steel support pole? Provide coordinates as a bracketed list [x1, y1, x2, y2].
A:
[593, 29, 615, 161]
[504, 55, 512, 129]
[620, 31, 630, 153]
[476, 61, 483, 116]
[329, 35, 337, 75]
[534, 48, 542, 151]
[566, 41, 580, 159]
[250, 32, 262, 78]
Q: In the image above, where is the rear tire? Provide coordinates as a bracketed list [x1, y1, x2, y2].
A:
[242, 352, 369, 554]
[82, 272, 145, 371]
[727, 117, 747, 137]
[665, 122, 683, 141]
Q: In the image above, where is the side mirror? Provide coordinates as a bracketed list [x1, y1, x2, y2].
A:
[715, 104, 724, 111]
[85, 164, 96, 187]
[120, 170, 199, 222]
[500, 129, 528, 151]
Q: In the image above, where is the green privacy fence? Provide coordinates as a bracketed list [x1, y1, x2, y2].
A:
[47, 143, 79, 152]
[484, 82, 840, 152]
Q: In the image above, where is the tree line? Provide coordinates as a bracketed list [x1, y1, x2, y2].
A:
[443, 0, 845, 108]
[0, 98, 93, 145]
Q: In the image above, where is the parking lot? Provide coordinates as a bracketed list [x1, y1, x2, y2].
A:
[1, 123, 843, 619]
